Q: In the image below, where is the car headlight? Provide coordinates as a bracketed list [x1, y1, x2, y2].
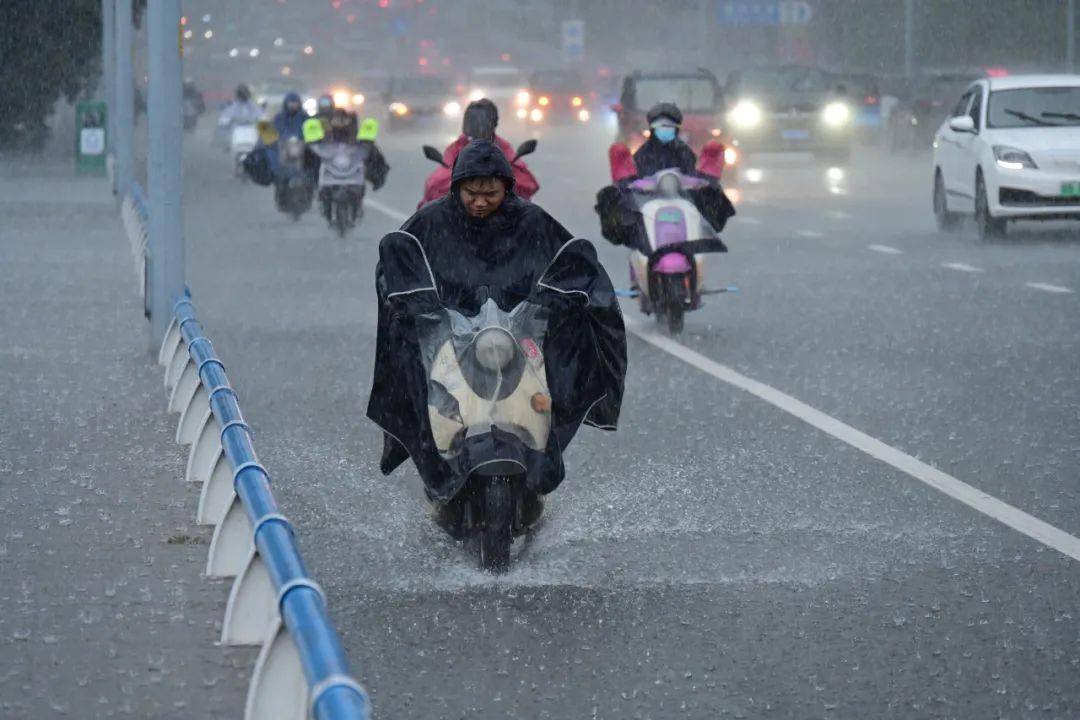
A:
[728, 100, 763, 129]
[475, 329, 516, 371]
[352, 93, 365, 106]
[578, 109, 590, 122]
[332, 90, 350, 108]
[571, 96, 583, 107]
[515, 90, 530, 107]
[724, 147, 738, 165]
[301, 98, 317, 115]
[468, 88, 485, 102]
[822, 102, 851, 127]
[529, 108, 544, 122]
[515, 107, 527, 120]
[389, 102, 409, 116]
[443, 101, 461, 117]
[993, 145, 1037, 170]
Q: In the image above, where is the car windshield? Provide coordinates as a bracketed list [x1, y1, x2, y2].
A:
[731, 67, 830, 96]
[836, 75, 879, 99]
[987, 86, 1080, 128]
[530, 71, 583, 92]
[392, 77, 450, 95]
[634, 77, 717, 112]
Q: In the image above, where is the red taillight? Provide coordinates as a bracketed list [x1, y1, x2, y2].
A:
[864, 95, 879, 105]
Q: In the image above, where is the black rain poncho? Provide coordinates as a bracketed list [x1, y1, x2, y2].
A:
[367, 140, 627, 502]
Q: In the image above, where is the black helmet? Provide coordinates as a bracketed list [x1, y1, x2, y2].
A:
[236, 84, 251, 102]
[462, 99, 498, 140]
[646, 102, 683, 126]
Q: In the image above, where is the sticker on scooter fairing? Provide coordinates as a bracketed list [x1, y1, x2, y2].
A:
[520, 338, 541, 359]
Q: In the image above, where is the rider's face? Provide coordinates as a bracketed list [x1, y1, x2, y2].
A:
[285, 101, 300, 114]
[460, 177, 506, 219]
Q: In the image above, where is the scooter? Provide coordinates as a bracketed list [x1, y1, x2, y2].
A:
[308, 141, 368, 237]
[229, 124, 259, 179]
[274, 136, 313, 221]
[623, 168, 729, 334]
[421, 139, 538, 200]
[417, 297, 553, 571]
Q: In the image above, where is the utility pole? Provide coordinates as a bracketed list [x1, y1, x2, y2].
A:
[904, 0, 915, 78]
[101, 0, 116, 192]
[114, 0, 135, 198]
[1069, 0, 1076, 72]
[147, 0, 185, 347]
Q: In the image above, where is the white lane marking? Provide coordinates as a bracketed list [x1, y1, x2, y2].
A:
[733, 216, 762, 225]
[868, 244, 902, 255]
[942, 262, 983, 273]
[367, 198, 410, 223]
[1026, 282, 1074, 295]
[628, 321, 1080, 564]
[796, 230, 824, 239]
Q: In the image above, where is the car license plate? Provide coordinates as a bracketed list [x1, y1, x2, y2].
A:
[782, 129, 811, 141]
[1061, 181, 1080, 198]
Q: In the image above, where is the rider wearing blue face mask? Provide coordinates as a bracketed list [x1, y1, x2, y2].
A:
[632, 102, 698, 177]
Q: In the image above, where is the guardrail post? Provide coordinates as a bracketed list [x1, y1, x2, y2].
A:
[207, 495, 252, 578]
[245, 617, 309, 720]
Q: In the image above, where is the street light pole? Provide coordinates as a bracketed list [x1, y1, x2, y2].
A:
[147, 0, 186, 347]
[904, 0, 915, 78]
[1068, 0, 1076, 71]
[101, 0, 116, 192]
[114, 0, 135, 198]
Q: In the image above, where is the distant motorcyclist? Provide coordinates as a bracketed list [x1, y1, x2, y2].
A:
[419, 98, 539, 207]
[218, 84, 262, 127]
[631, 102, 698, 177]
[182, 78, 206, 131]
[273, 91, 309, 140]
[370, 139, 626, 535]
[316, 94, 335, 121]
[309, 110, 389, 222]
[596, 104, 735, 250]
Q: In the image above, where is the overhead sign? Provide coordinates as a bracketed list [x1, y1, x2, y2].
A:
[779, 0, 813, 25]
[718, 1, 813, 26]
[562, 20, 584, 63]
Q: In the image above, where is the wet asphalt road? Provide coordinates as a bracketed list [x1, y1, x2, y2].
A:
[181, 115, 1080, 719]
[5, 114, 1080, 718]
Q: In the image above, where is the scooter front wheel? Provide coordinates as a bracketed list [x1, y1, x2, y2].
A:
[478, 477, 513, 573]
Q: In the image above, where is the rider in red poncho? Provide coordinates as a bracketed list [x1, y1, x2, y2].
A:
[419, 99, 539, 208]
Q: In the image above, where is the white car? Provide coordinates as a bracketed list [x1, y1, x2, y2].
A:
[932, 74, 1080, 238]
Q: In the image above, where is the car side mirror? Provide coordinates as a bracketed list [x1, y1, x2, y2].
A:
[422, 145, 448, 167]
[513, 139, 538, 161]
[948, 115, 976, 133]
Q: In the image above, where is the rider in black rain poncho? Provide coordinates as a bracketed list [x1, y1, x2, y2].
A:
[367, 139, 627, 508]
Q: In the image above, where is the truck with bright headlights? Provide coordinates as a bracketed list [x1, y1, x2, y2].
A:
[724, 66, 854, 162]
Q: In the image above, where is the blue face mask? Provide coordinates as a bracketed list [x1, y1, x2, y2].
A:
[653, 126, 677, 144]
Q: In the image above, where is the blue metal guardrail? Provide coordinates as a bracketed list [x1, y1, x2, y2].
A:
[171, 293, 370, 719]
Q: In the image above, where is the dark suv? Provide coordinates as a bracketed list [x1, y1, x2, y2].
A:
[724, 66, 853, 161]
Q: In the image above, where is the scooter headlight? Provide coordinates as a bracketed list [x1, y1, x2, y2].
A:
[475, 329, 516, 371]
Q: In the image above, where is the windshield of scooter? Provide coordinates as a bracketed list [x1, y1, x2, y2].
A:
[628, 170, 720, 247]
[415, 298, 553, 468]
